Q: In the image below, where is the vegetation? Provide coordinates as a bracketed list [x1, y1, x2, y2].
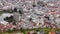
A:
[14, 8, 17, 12]
[0, 11, 3, 16]
[4, 16, 14, 23]
[0, 28, 59, 34]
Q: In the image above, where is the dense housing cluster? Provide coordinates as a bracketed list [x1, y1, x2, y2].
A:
[0, 0, 60, 32]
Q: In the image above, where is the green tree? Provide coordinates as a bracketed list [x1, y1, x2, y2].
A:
[4, 16, 14, 23]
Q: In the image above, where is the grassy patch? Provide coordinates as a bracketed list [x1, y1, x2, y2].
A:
[0, 11, 3, 16]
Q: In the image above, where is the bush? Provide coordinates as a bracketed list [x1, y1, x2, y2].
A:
[7, 29, 12, 33]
